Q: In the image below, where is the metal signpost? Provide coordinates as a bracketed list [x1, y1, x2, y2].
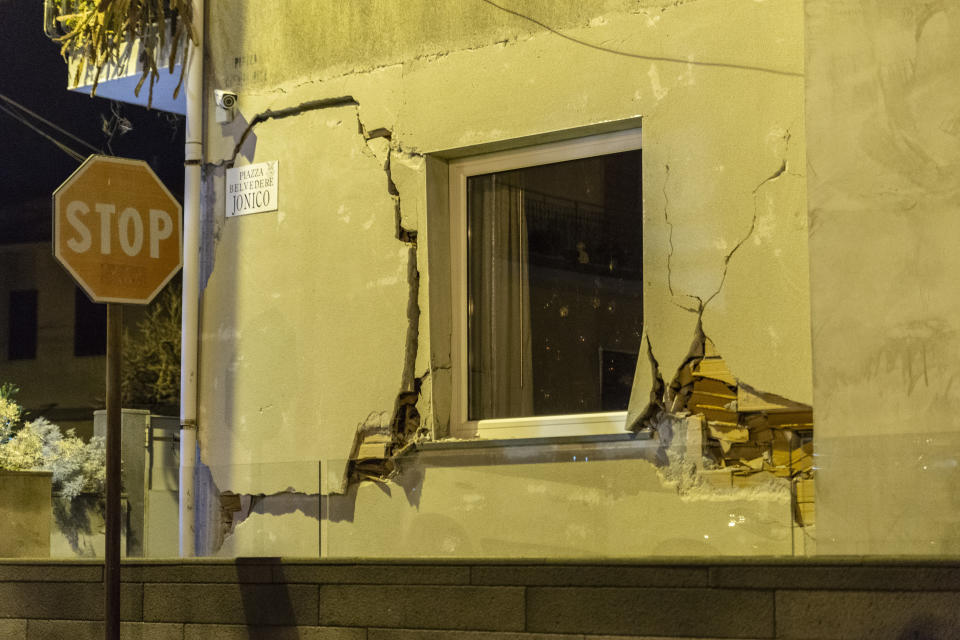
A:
[53, 155, 182, 640]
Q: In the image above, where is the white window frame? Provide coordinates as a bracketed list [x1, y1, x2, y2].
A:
[448, 128, 643, 439]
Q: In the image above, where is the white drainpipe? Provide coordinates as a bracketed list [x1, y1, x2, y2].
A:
[180, 0, 204, 558]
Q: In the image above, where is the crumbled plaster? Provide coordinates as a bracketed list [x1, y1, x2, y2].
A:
[635, 123, 811, 429]
[199, 100, 417, 497]
[359, 127, 419, 243]
[216, 490, 321, 557]
[199, 81, 432, 514]
[198, 0, 812, 552]
[627, 318, 811, 527]
[650, 412, 790, 504]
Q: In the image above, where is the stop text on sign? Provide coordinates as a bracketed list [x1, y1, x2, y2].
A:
[65, 202, 174, 259]
[226, 160, 279, 217]
[53, 155, 182, 305]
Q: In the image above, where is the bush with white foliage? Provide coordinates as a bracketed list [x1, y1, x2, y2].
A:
[0, 387, 105, 499]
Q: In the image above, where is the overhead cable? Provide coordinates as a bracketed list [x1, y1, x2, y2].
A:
[478, 0, 803, 78]
[0, 102, 86, 162]
[0, 92, 100, 154]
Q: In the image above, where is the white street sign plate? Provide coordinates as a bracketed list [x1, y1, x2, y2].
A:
[227, 160, 279, 217]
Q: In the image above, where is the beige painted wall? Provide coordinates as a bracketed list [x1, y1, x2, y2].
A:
[0, 243, 104, 427]
[198, 0, 809, 555]
[321, 449, 793, 558]
[806, 0, 960, 554]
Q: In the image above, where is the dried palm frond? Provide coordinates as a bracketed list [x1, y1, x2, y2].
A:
[54, 0, 198, 109]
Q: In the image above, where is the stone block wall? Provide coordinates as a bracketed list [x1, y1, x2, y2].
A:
[0, 559, 958, 638]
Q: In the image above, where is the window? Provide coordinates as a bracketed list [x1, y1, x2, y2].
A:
[449, 130, 644, 438]
[74, 287, 106, 356]
[8, 289, 38, 360]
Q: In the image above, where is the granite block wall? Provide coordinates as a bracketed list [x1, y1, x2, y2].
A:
[0, 560, 957, 639]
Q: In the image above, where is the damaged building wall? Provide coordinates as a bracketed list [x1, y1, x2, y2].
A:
[806, 1, 960, 554]
[324, 437, 795, 558]
[198, 0, 811, 555]
[200, 102, 414, 495]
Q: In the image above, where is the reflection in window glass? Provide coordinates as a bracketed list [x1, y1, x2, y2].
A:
[467, 150, 643, 420]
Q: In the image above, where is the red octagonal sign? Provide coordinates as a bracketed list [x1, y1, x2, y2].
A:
[53, 155, 182, 304]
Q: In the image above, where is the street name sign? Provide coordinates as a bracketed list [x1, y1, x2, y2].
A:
[226, 160, 278, 217]
[53, 155, 182, 304]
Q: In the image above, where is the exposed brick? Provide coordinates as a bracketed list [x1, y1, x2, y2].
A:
[711, 564, 960, 591]
[0, 582, 141, 621]
[143, 583, 318, 625]
[527, 587, 774, 638]
[0, 563, 101, 583]
[183, 624, 364, 640]
[776, 590, 960, 639]
[277, 563, 470, 585]
[472, 565, 708, 588]
[26, 620, 182, 640]
[368, 630, 583, 640]
[318, 585, 524, 631]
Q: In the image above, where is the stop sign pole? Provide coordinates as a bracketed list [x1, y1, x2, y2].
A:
[53, 155, 182, 640]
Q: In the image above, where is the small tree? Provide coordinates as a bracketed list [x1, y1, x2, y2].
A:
[122, 280, 181, 410]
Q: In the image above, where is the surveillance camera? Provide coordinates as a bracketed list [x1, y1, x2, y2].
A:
[215, 90, 238, 110]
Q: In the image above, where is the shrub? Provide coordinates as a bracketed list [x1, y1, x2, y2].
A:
[0, 384, 21, 442]
[0, 389, 106, 500]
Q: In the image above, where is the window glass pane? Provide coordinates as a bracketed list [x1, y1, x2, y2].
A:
[74, 287, 106, 357]
[467, 149, 643, 420]
[8, 289, 38, 360]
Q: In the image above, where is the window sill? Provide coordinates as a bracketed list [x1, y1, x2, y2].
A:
[420, 428, 650, 452]
[472, 410, 630, 440]
[411, 429, 655, 467]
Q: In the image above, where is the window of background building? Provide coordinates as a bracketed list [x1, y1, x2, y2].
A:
[8, 289, 38, 360]
[449, 129, 643, 438]
[74, 287, 106, 356]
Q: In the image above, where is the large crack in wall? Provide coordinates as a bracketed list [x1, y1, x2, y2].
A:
[209, 115, 811, 552]
[202, 98, 429, 551]
[628, 142, 814, 530]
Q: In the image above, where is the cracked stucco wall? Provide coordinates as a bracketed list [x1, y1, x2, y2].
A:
[197, 0, 809, 554]
[807, 0, 960, 554]
[200, 99, 414, 495]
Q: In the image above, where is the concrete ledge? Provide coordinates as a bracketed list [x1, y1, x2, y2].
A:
[709, 564, 960, 591]
[775, 590, 960, 639]
[25, 620, 182, 640]
[277, 563, 470, 585]
[368, 631, 585, 640]
[471, 565, 709, 587]
[122, 563, 274, 584]
[0, 562, 102, 582]
[0, 559, 957, 639]
[0, 582, 141, 620]
[318, 585, 525, 631]
[526, 587, 774, 638]
[0, 619, 27, 638]
[143, 583, 318, 625]
[183, 624, 364, 639]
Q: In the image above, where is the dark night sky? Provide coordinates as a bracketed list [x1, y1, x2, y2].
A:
[0, 0, 184, 217]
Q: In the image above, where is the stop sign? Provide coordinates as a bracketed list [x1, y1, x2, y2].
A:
[53, 155, 182, 304]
